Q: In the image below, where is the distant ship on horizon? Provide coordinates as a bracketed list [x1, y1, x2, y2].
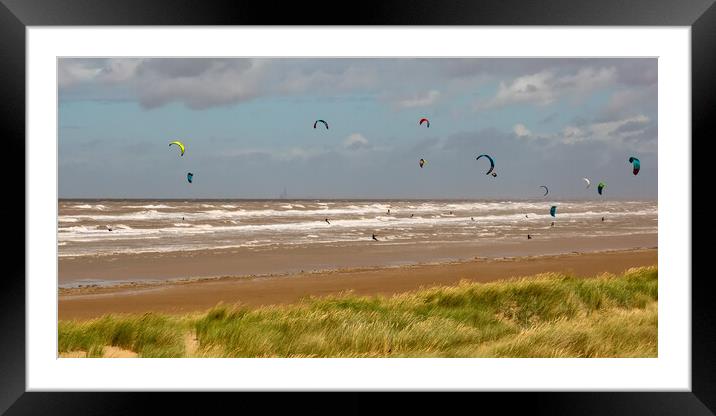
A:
[279, 186, 288, 199]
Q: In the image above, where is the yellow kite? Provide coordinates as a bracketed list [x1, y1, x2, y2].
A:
[169, 141, 185, 156]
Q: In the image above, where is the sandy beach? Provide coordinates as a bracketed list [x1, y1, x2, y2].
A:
[59, 247, 657, 320]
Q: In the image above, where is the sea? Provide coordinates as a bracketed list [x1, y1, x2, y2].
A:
[58, 199, 657, 258]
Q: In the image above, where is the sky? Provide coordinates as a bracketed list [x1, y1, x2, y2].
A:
[58, 58, 657, 200]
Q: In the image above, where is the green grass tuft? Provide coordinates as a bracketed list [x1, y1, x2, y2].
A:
[59, 312, 189, 357]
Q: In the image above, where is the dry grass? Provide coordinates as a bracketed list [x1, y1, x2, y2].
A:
[59, 266, 657, 358]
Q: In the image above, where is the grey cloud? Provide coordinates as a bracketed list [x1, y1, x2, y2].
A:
[613, 59, 658, 86]
[136, 58, 252, 78]
[58, 58, 657, 112]
[596, 87, 657, 122]
[135, 59, 266, 109]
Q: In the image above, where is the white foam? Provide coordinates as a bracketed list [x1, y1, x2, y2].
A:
[71, 204, 105, 210]
[124, 204, 175, 209]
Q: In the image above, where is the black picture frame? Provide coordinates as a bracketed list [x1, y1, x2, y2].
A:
[1, 0, 710, 414]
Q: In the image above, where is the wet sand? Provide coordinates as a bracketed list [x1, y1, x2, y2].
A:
[59, 247, 657, 320]
[59, 233, 657, 286]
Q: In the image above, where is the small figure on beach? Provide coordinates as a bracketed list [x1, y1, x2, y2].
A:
[372, 233, 379, 241]
[325, 218, 331, 224]
[551, 221, 555, 227]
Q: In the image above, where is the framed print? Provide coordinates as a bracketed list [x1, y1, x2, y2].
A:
[1, 0, 711, 414]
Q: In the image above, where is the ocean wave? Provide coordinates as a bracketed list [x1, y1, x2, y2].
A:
[57, 200, 657, 257]
[124, 204, 175, 209]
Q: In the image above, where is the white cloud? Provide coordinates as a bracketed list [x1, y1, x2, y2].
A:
[395, 90, 440, 108]
[482, 67, 617, 109]
[559, 125, 590, 144]
[276, 147, 331, 161]
[59, 59, 144, 88]
[493, 71, 556, 106]
[344, 133, 370, 150]
[513, 123, 532, 138]
[58, 61, 104, 88]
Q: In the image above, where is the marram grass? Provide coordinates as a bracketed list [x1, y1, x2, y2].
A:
[59, 266, 657, 358]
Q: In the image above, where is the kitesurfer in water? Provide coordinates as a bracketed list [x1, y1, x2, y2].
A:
[551, 221, 555, 227]
[325, 218, 331, 224]
[372, 233, 379, 241]
[601, 217, 605, 222]
[527, 234, 532, 240]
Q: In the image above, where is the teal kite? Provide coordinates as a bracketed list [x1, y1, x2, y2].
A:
[476, 154, 496, 176]
[550, 205, 557, 217]
[629, 156, 641, 175]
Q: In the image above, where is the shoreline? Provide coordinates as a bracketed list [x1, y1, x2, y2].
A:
[59, 247, 657, 320]
[59, 233, 657, 287]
